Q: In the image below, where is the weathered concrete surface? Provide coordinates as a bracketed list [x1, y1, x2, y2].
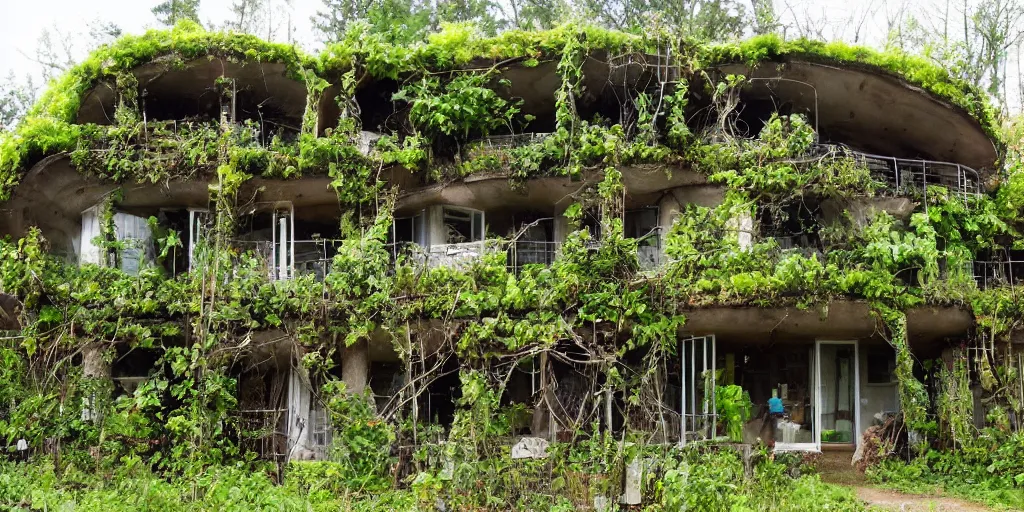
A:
[342, 339, 369, 395]
[681, 300, 973, 347]
[0, 293, 20, 331]
[718, 60, 998, 171]
[77, 59, 307, 127]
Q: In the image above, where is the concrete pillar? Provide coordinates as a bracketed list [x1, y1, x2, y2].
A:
[531, 352, 551, 438]
[342, 340, 369, 395]
[732, 212, 754, 250]
[553, 209, 570, 245]
[82, 343, 110, 381]
[81, 343, 111, 424]
[657, 194, 681, 233]
[426, 205, 446, 247]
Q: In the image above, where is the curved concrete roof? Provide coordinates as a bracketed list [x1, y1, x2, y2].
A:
[76, 58, 308, 128]
[0, 155, 210, 257]
[717, 60, 998, 171]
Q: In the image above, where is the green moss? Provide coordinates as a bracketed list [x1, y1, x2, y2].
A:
[701, 34, 1000, 142]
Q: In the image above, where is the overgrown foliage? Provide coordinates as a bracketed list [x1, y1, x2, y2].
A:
[0, 21, 1020, 510]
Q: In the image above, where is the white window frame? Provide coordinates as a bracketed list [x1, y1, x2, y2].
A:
[271, 203, 295, 281]
[188, 208, 211, 270]
[680, 334, 716, 446]
[442, 206, 485, 243]
[392, 210, 427, 247]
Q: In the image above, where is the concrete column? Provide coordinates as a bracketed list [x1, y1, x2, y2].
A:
[426, 205, 446, 247]
[82, 343, 110, 381]
[531, 352, 551, 438]
[342, 340, 369, 395]
[553, 209, 570, 245]
[81, 343, 111, 424]
[657, 194, 682, 233]
[732, 212, 754, 250]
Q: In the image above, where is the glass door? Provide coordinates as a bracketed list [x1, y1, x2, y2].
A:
[774, 345, 818, 452]
[816, 340, 860, 446]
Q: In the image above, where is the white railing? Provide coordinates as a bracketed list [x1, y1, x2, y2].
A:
[973, 259, 1024, 291]
[808, 144, 984, 200]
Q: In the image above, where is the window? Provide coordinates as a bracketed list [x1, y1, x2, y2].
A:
[442, 207, 484, 244]
[79, 206, 103, 266]
[392, 211, 426, 246]
[867, 349, 897, 384]
[271, 204, 294, 281]
[625, 208, 660, 269]
[188, 209, 212, 270]
[79, 205, 154, 275]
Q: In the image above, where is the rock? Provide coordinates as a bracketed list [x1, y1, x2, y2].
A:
[621, 457, 644, 505]
[511, 437, 549, 459]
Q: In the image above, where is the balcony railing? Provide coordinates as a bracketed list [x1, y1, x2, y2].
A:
[237, 408, 287, 461]
[233, 234, 671, 278]
[509, 240, 560, 272]
[809, 144, 983, 200]
[465, 133, 553, 159]
[973, 259, 1024, 291]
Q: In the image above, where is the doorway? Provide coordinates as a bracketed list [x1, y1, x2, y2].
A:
[817, 340, 860, 447]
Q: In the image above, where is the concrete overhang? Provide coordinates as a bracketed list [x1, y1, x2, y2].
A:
[680, 300, 973, 349]
[716, 60, 998, 171]
[493, 51, 656, 130]
[395, 164, 706, 214]
[76, 58, 307, 128]
[0, 155, 209, 257]
[0, 293, 20, 331]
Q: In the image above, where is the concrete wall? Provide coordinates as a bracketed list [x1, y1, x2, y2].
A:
[857, 344, 900, 442]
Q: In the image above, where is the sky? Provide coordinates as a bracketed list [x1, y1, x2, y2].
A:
[0, 0, 884, 77]
[0, 0, 322, 81]
[0, 0, 1018, 109]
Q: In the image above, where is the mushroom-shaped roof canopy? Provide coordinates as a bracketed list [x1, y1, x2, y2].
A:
[700, 35, 1000, 170]
[0, 25, 1003, 205]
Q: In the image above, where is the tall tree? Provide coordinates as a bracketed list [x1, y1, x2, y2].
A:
[751, 0, 779, 35]
[434, 0, 501, 34]
[226, 0, 295, 41]
[312, 0, 430, 43]
[969, 0, 1024, 102]
[0, 73, 36, 132]
[499, 0, 569, 30]
[582, 0, 747, 40]
[152, 0, 202, 27]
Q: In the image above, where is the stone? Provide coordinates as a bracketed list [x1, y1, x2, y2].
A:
[510, 436, 549, 459]
[620, 457, 644, 505]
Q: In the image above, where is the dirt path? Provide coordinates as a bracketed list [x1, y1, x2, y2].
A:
[854, 486, 993, 511]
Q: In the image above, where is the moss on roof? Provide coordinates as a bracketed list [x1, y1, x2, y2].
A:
[0, 23, 1002, 202]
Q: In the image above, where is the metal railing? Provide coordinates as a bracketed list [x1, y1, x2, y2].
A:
[138, 119, 283, 148]
[808, 144, 983, 200]
[465, 133, 553, 159]
[230, 233, 673, 278]
[973, 259, 1024, 291]
[230, 238, 341, 282]
[509, 240, 560, 273]
[237, 408, 287, 461]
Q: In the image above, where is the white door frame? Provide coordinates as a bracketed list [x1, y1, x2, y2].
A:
[816, 339, 860, 448]
[774, 343, 820, 452]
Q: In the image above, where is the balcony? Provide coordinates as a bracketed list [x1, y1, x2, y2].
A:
[464, 133, 553, 160]
[810, 144, 983, 200]
[972, 258, 1024, 291]
[230, 238, 339, 281]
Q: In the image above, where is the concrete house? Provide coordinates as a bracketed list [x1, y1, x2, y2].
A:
[0, 25, 1017, 470]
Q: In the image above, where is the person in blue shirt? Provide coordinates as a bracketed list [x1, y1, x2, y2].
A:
[762, 389, 785, 447]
